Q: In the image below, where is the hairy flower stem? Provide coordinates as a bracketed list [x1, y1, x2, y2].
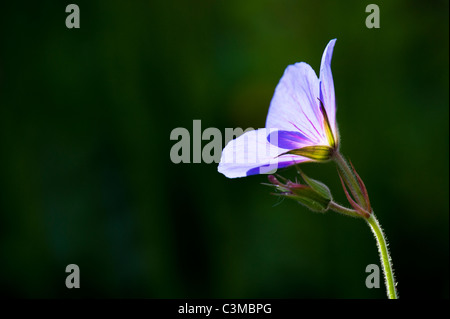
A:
[366, 213, 398, 299]
[329, 202, 398, 298]
[328, 201, 361, 218]
[331, 151, 398, 299]
[332, 151, 368, 209]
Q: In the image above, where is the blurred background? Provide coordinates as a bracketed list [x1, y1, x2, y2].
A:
[0, 0, 448, 298]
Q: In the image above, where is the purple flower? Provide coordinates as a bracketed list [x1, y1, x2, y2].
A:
[218, 39, 339, 178]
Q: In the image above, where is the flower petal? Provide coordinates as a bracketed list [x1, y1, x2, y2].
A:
[218, 128, 309, 178]
[319, 39, 338, 139]
[266, 62, 327, 145]
[266, 130, 312, 150]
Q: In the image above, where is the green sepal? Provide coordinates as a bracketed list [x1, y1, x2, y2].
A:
[289, 186, 331, 213]
[318, 98, 337, 149]
[281, 145, 333, 161]
[266, 174, 332, 213]
[298, 169, 332, 201]
[287, 193, 330, 213]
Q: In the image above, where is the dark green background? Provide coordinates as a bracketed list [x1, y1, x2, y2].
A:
[0, 0, 448, 298]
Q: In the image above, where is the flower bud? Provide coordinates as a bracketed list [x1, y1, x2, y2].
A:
[267, 172, 333, 213]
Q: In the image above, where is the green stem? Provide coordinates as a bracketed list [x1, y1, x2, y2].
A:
[328, 201, 362, 218]
[332, 151, 398, 298]
[366, 213, 398, 299]
[332, 151, 367, 208]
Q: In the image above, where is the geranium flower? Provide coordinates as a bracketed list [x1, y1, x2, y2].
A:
[216, 39, 399, 300]
[218, 39, 339, 178]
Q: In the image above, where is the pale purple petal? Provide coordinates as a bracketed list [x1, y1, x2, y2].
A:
[245, 160, 302, 176]
[319, 39, 337, 138]
[218, 128, 309, 178]
[266, 130, 311, 149]
[218, 39, 340, 179]
[266, 62, 327, 145]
